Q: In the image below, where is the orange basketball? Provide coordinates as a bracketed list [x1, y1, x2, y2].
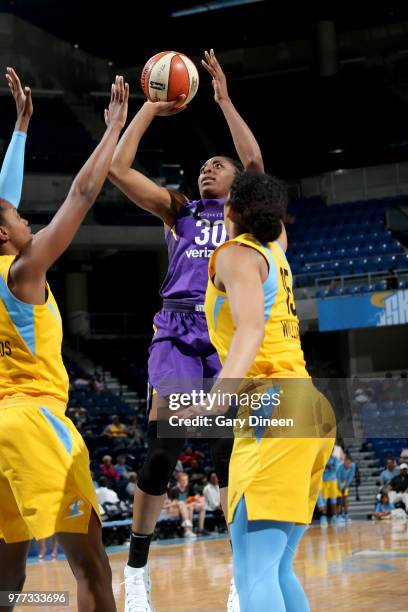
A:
[141, 51, 199, 105]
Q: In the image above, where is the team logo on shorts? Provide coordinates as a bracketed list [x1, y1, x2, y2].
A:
[64, 499, 84, 520]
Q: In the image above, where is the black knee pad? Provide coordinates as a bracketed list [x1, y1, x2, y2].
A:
[209, 438, 233, 488]
[137, 421, 185, 496]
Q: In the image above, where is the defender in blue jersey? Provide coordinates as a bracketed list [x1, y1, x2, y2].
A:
[109, 50, 264, 612]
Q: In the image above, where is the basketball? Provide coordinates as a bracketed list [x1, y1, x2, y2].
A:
[141, 51, 199, 105]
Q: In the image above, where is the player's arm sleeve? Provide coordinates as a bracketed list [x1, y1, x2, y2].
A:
[0, 131, 27, 208]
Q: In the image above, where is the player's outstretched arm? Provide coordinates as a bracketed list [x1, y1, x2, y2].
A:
[0, 68, 33, 209]
[11, 77, 129, 285]
[108, 98, 187, 226]
[202, 49, 264, 173]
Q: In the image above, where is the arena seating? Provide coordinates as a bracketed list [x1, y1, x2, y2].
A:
[369, 437, 408, 466]
[286, 194, 408, 289]
[359, 400, 408, 438]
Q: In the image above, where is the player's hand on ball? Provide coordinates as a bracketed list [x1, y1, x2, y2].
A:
[146, 95, 187, 116]
[6, 67, 33, 119]
[104, 75, 129, 129]
[201, 49, 229, 104]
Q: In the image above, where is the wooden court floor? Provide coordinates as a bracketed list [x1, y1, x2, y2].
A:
[16, 521, 408, 611]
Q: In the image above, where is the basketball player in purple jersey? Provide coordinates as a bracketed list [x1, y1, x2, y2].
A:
[109, 50, 263, 612]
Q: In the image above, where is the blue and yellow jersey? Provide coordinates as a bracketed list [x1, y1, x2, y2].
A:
[0, 255, 69, 404]
[205, 233, 308, 378]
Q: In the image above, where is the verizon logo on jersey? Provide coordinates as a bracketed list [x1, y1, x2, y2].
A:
[186, 247, 215, 259]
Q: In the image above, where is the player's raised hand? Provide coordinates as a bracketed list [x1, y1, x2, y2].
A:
[5, 67, 33, 121]
[146, 95, 187, 116]
[201, 49, 229, 105]
[104, 75, 129, 129]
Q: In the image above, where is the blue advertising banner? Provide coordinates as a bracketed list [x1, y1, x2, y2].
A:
[317, 289, 408, 331]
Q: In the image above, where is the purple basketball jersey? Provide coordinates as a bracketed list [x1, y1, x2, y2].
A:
[160, 198, 226, 304]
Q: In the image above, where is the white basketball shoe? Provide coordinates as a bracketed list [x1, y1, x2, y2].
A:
[123, 564, 154, 612]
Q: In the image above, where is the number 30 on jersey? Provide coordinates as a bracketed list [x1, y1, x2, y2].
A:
[195, 219, 227, 247]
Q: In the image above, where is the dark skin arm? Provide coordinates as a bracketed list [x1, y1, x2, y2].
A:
[212, 244, 266, 380]
[202, 49, 264, 173]
[9, 77, 129, 304]
[108, 98, 187, 228]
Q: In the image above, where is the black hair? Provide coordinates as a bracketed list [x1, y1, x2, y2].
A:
[228, 171, 287, 243]
[221, 157, 244, 177]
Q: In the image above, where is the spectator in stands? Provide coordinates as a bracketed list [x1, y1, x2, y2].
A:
[372, 493, 395, 520]
[386, 268, 398, 291]
[189, 459, 206, 493]
[96, 476, 120, 506]
[381, 373, 404, 402]
[170, 472, 193, 502]
[169, 473, 209, 536]
[100, 455, 119, 482]
[126, 473, 137, 499]
[103, 414, 128, 439]
[72, 373, 92, 390]
[93, 373, 107, 393]
[160, 495, 196, 539]
[114, 454, 131, 479]
[399, 447, 408, 463]
[387, 463, 408, 509]
[203, 472, 222, 512]
[179, 445, 204, 468]
[380, 459, 400, 488]
[336, 455, 355, 521]
[354, 386, 374, 404]
[127, 415, 144, 447]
